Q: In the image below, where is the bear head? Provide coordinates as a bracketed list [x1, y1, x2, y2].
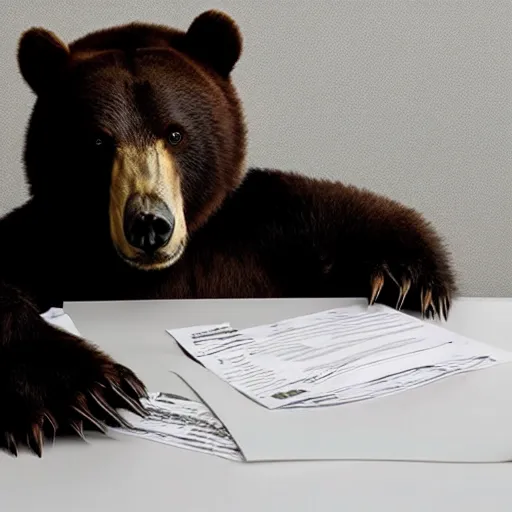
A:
[17, 10, 247, 271]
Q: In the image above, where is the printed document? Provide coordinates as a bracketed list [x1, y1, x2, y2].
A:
[113, 392, 244, 461]
[167, 304, 512, 409]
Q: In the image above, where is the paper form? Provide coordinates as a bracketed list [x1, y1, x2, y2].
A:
[167, 304, 512, 409]
[112, 392, 244, 461]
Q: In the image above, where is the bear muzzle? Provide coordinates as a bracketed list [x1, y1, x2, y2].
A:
[123, 193, 175, 255]
[108, 141, 189, 269]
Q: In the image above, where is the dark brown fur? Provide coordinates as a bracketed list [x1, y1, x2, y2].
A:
[0, 10, 456, 457]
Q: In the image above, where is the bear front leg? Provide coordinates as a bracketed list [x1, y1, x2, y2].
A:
[326, 187, 457, 319]
[242, 170, 456, 317]
[0, 282, 148, 457]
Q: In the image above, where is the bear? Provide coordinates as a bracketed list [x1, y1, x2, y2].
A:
[0, 10, 456, 457]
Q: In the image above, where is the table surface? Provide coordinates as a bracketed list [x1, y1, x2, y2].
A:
[2, 296, 512, 511]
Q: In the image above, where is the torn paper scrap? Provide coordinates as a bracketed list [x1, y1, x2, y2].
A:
[40, 307, 81, 336]
[167, 304, 512, 410]
[112, 392, 244, 462]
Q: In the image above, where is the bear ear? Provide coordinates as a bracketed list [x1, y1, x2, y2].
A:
[185, 10, 243, 78]
[17, 28, 70, 95]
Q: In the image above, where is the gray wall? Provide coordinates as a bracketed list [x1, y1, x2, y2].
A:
[0, 0, 510, 297]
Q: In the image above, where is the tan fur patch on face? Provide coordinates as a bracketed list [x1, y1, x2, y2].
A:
[109, 140, 187, 269]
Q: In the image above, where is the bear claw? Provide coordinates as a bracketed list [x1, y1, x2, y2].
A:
[110, 382, 149, 417]
[369, 272, 385, 305]
[70, 420, 86, 441]
[5, 433, 17, 457]
[88, 389, 134, 430]
[369, 265, 452, 321]
[28, 423, 44, 458]
[43, 411, 58, 439]
[0, 362, 148, 457]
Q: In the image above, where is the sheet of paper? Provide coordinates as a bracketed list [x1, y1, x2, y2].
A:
[167, 304, 512, 409]
[112, 392, 244, 461]
[41, 307, 81, 336]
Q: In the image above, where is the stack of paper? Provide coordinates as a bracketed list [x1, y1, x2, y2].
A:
[167, 304, 512, 409]
[112, 392, 244, 461]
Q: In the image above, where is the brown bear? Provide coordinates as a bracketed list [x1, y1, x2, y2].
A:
[0, 10, 456, 457]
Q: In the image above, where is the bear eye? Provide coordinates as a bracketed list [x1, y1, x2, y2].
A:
[92, 132, 115, 151]
[167, 129, 183, 146]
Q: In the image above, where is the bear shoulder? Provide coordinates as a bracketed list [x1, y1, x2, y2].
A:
[212, 167, 428, 235]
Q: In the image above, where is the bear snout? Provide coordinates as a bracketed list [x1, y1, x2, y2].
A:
[123, 194, 175, 255]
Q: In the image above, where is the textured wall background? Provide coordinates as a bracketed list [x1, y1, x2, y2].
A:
[0, 0, 510, 296]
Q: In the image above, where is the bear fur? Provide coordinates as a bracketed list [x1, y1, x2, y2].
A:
[0, 10, 456, 457]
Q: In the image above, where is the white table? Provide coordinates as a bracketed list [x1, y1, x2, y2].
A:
[2, 297, 512, 511]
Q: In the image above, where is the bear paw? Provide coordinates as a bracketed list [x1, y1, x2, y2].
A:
[368, 263, 453, 320]
[0, 309, 147, 457]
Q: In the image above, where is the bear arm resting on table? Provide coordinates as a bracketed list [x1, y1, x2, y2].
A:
[206, 168, 456, 316]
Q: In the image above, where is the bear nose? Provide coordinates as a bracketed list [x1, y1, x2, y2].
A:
[127, 212, 174, 253]
[124, 195, 175, 254]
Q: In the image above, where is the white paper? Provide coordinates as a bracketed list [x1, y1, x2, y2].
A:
[41, 307, 81, 336]
[112, 392, 244, 461]
[167, 304, 512, 409]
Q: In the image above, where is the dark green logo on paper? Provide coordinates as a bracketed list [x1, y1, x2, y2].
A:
[271, 389, 306, 400]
